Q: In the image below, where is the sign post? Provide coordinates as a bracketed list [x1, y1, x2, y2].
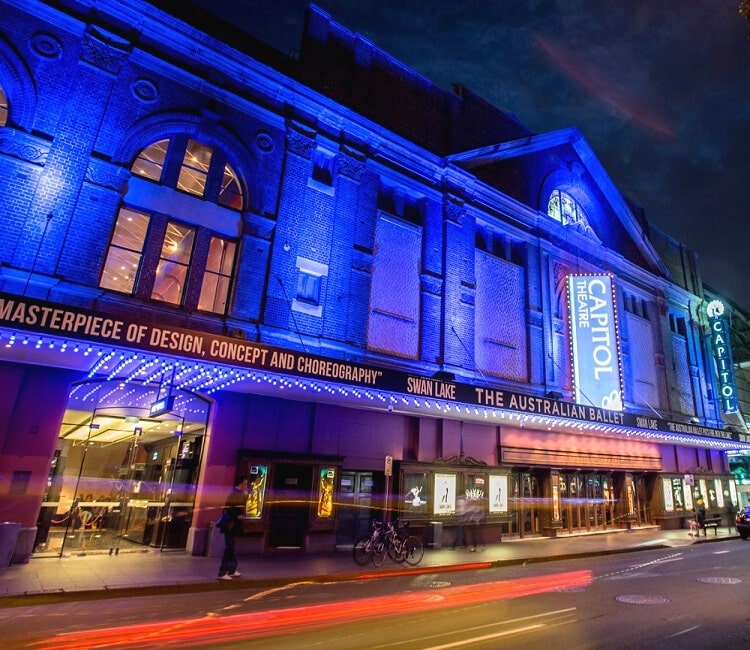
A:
[384, 455, 393, 521]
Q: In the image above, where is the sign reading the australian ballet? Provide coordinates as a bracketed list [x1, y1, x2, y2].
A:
[566, 274, 623, 411]
[706, 300, 739, 413]
[0, 292, 744, 443]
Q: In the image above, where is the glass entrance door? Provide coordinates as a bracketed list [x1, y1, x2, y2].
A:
[560, 472, 613, 533]
[33, 381, 209, 558]
[513, 472, 541, 537]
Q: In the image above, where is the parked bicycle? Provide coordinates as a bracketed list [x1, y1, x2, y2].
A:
[352, 519, 423, 566]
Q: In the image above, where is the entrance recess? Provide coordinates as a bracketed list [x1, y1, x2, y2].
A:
[267, 463, 313, 548]
[33, 379, 210, 558]
[559, 472, 615, 533]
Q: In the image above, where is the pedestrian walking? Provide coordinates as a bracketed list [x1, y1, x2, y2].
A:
[452, 496, 468, 550]
[725, 500, 736, 532]
[465, 499, 485, 552]
[217, 476, 248, 580]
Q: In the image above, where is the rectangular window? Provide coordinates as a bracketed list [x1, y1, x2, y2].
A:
[177, 139, 212, 197]
[311, 149, 334, 186]
[151, 221, 195, 305]
[198, 236, 236, 314]
[296, 270, 321, 305]
[99, 207, 151, 294]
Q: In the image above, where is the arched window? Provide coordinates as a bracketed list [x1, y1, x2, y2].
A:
[100, 137, 243, 314]
[131, 137, 243, 209]
[547, 189, 598, 240]
[0, 84, 8, 126]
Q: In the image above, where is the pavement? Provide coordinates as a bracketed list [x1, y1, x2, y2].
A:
[0, 525, 741, 608]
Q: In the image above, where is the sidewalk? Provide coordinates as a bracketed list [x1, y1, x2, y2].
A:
[0, 526, 739, 607]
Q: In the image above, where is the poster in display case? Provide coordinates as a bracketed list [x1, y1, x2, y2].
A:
[488, 475, 508, 513]
[317, 467, 336, 518]
[245, 465, 267, 519]
[403, 470, 430, 514]
[659, 477, 691, 512]
[433, 472, 456, 515]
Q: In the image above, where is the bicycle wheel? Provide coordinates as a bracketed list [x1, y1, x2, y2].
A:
[402, 535, 424, 565]
[372, 538, 387, 566]
[352, 535, 372, 566]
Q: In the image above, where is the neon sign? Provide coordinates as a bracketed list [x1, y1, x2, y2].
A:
[567, 274, 623, 410]
[707, 300, 739, 413]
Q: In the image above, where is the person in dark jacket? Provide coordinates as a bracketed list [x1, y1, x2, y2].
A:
[695, 498, 707, 536]
[218, 477, 248, 580]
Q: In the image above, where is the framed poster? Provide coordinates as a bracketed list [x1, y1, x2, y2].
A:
[403, 470, 430, 514]
[433, 473, 456, 515]
[488, 475, 508, 513]
[316, 467, 336, 518]
[662, 478, 674, 512]
[245, 465, 267, 519]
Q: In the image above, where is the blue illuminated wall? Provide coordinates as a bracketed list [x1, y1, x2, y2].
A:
[0, 0, 726, 430]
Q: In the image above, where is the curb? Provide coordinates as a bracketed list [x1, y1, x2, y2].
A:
[2, 537, 727, 609]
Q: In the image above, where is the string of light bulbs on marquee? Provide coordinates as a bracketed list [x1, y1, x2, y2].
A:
[1, 325, 747, 452]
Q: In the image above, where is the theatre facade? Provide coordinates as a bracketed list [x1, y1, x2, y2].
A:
[0, 0, 747, 563]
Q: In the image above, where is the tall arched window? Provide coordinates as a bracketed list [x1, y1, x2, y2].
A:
[100, 136, 243, 314]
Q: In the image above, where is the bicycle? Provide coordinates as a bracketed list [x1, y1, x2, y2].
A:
[383, 520, 423, 566]
[352, 520, 424, 566]
[352, 520, 386, 566]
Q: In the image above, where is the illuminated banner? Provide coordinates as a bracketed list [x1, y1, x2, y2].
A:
[567, 275, 623, 411]
[0, 292, 744, 443]
[707, 300, 739, 413]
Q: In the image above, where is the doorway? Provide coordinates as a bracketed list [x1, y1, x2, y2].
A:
[267, 463, 313, 548]
[559, 472, 615, 533]
[336, 470, 376, 545]
[33, 379, 210, 558]
[512, 471, 542, 537]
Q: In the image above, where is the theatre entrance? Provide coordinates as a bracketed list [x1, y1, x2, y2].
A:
[559, 472, 615, 533]
[32, 379, 210, 558]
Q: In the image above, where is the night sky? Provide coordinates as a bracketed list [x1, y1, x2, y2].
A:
[185, 0, 750, 311]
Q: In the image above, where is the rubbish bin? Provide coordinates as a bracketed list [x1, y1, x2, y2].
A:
[0, 522, 21, 567]
[428, 521, 443, 549]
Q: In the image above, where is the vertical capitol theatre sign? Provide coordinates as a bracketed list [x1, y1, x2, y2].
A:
[567, 274, 624, 411]
[707, 300, 739, 413]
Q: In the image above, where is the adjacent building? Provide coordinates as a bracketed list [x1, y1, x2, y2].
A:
[0, 0, 747, 563]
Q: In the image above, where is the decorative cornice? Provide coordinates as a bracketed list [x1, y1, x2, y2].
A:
[286, 129, 315, 159]
[80, 26, 131, 76]
[434, 453, 487, 466]
[338, 153, 365, 180]
[444, 196, 465, 225]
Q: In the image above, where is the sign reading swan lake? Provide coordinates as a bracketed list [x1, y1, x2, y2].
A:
[0, 292, 744, 444]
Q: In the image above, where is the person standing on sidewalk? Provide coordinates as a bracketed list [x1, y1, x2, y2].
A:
[218, 476, 248, 580]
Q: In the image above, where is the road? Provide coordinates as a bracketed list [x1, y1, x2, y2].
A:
[2, 540, 749, 649]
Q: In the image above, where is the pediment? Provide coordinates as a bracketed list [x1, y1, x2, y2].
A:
[447, 127, 670, 278]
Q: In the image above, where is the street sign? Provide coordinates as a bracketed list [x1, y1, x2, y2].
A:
[384, 455, 393, 477]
